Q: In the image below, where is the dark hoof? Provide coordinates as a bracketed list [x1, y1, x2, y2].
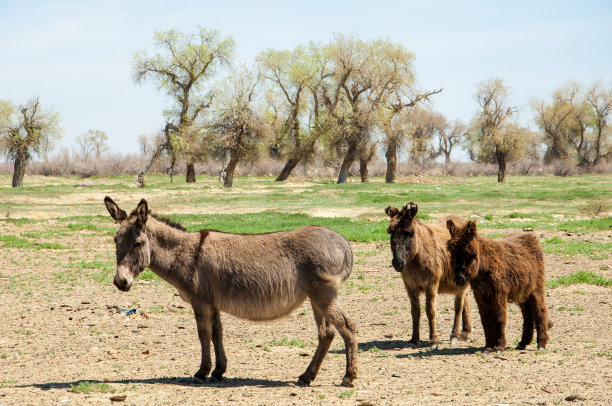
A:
[516, 344, 526, 350]
[209, 374, 224, 383]
[407, 341, 418, 349]
[297, 374, 312, 386]
[341, 379, 354, 388]
[194, 370, 209, 383]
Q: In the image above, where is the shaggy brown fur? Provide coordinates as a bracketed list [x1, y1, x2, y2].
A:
[104, 197, 357, 387]
[386, 202, 471, 347]
[446, 220, 550, 352]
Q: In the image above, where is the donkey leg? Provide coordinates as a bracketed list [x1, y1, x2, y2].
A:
[450, 294, 463, 345]
[460, 292, 472, 340]
[425, 288, 439, 346]
[406, 289, 421, 347]
[475, 296, 496, 352]
[318, 299, 358, 387]
[211, 309, 227, 381]
[516, 299, 534, 350]
[493, 296, 508, 352]
[298, 305, 336, 385]
[531, 292, 550, 350]
[192, 303, 213, 382]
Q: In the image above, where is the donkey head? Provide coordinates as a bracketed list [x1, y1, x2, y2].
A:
[104, 197, 152, 292]
[446, 219, 479, 286]
[385, 202, 419, 272]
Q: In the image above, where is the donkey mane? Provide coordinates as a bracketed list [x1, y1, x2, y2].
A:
[149, 213, 187, 231]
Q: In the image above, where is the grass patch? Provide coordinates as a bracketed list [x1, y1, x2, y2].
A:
[546, 271, 612, 288]
[69, 381, 116, 394]
[541, 236, 611, 257]
[265, 337, 307, 348]
[338, 390, 354, 399]
[0, 234, 67, 250]
[167, 212, 388, 243]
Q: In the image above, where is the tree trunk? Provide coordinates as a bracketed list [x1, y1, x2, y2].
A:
[337, 143, 358, 184]
[359, 156, 369, 183]
[385, 140, 398, 183]
[186, 162, 196, 183]
[12, 152, 27, 188]
[223, 156, 239, 188]
[275, 156, 301, 181]
[135, 143, 165, 188]
[497, 153, 506, 183]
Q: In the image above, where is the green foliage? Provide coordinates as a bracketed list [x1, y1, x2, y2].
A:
[546, 271, 612, 288]
[69, 381, 115, 394]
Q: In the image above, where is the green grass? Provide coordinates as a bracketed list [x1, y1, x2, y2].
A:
[546, 271, 612, 288]
[265, 337, 308, 348]
[541, 237, 611, 257]
[0, 234, 67, 250]
[69, 381, 116, 394]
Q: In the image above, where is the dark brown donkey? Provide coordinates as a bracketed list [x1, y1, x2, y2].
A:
[446, 220, 550, 353]
[386, 202, 471, 347]
[104, 197, 357, 387]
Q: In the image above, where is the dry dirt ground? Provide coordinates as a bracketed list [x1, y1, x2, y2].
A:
[0, 221, 611, 405]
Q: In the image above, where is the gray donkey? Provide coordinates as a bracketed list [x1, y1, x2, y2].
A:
[104, 197, 357, 387]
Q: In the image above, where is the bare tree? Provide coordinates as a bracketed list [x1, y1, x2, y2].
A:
[209, 66, 270, 187]
[586, 80, 611, 165]
[469, 77, 525, 182]
[76, 129, 108, 158]
[378, 87, 441, 182]
[0, 98, 62, 187]
[434, 116, 466, 167]
[132, 27, 234, 183]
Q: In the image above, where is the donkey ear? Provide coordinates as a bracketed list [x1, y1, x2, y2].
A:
[135, 199, 148, 225]
[385, 205, 399, 218]
[105, 196, 127, 222]
[406, 202, 418, 218]
[447, 219, 458, 237]
[466, 221, 478, 239]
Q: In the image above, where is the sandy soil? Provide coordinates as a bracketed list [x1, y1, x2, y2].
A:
[0, 223, 611, 405]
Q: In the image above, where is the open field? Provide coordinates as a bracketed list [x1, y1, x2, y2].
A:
[0, 174, 611, 405]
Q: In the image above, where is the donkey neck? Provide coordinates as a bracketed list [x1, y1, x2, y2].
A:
[145, 217, 202, 294]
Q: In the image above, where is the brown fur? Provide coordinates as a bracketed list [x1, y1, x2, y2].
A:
[446, 220, 550, 352]
[385, 202, 471, 346]
[104, 197, 357, 387]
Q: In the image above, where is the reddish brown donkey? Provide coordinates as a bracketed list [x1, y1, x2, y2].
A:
[446, 220, 550, 353]
[386, 202, 471, 347]
[104, 197, 357, 387]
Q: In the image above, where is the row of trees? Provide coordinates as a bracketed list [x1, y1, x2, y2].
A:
[1, 27, 610, 187]
[132, 27, 610, 186]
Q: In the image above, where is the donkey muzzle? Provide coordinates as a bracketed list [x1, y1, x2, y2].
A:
[113, 265, 133, 291]
[391, 257, 405, 272]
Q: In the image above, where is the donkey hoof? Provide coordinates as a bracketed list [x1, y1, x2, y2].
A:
[459, 332, 470, 341]
[210, 374, 224, 383]
[407, 341, 418, 349]
[515, 344, 526, 350]
[450, 337, 459, 347]
[429, 343, 439, 351]
[297, 374, 312, 386]
[537, 346, 547, 351]
[194, 370, 210, 383]
[341, 379, 354, 388]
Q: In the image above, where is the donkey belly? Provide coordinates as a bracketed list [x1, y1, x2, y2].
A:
[215, 291, 309, 322]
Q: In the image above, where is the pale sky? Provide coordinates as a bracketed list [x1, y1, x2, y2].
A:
[1, 0, 610, 156]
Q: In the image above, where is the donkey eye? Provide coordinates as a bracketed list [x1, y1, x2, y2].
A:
[133, 241, 142, 249]
[406, 230, 414, 237]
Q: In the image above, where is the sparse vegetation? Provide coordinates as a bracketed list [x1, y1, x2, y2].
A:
[547, 271, 612, 288]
